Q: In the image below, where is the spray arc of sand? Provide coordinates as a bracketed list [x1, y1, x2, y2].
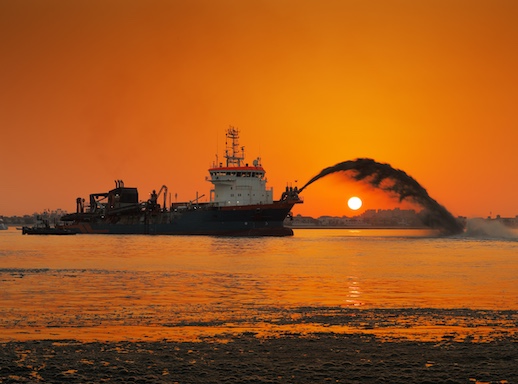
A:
[299, 158, 464, 235]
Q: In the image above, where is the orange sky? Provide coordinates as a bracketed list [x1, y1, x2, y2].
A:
[1, 0, 517, 218]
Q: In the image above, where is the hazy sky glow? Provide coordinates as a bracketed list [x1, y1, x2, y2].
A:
[1, 0, 517, 218]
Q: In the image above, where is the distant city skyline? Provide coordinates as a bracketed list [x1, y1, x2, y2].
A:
[287, 207, 518, 229]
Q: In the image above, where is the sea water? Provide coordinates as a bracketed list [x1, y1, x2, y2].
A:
[1, 224, 517, 342]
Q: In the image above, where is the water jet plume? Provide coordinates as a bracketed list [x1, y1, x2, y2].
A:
[464, 218, 517, 239]
[299, 158, 464, 235]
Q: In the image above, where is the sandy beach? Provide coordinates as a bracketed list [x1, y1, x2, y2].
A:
[1, 332, 517, 383]
[1, 307, 517, 383]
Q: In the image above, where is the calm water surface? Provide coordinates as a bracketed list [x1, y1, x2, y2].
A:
[1, 226, 517, 341]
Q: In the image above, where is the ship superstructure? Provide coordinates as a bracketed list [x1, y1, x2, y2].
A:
[61, 128, 302, 236]
[209, 128, 272, 207]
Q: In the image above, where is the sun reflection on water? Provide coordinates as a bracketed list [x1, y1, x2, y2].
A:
[1, 228, 517, 342]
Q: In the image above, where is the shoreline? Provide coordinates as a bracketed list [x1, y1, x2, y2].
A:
[287, 225, 432, 230]
[2, 307, 517, 344]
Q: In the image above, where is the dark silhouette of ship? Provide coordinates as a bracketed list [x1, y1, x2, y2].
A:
[22, 216, 75, 235]
[61, 128, 302, 236]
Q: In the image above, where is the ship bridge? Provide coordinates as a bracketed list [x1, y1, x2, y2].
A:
[207, 127, 273, 206]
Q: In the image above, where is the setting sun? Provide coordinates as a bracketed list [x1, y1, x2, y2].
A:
[347, 196, 363, 210]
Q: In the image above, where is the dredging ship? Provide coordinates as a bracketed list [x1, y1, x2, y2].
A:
[61, 128, 302, 236]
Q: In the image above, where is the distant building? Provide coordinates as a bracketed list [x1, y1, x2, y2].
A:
[318, 216, 364, 227]
[286, 208, 427, 228]
[492, 215, 518, 228]
[286, 214, 319, 227]
[359, 208, 423, 227]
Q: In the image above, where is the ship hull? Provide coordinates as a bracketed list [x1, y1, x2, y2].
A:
[62, 202, 296, 236]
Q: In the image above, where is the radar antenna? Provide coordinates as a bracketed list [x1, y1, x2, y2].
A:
[225, 126, 245, 166]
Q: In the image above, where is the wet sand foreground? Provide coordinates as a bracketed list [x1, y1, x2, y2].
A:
[2, 307, 518, 384]
[2, 286, 518, 383]
[1, 333, 517, 383]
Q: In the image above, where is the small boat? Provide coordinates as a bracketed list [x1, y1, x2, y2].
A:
[22, 216, 76, 235]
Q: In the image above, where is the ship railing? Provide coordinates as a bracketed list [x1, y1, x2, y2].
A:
[170, 201, 217, 211]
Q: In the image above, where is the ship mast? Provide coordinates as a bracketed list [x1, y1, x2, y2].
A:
[225, 126, 245, 167]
